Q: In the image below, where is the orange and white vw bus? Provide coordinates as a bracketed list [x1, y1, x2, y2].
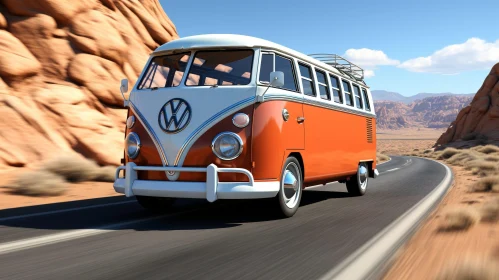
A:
[114, 34, 378, 217]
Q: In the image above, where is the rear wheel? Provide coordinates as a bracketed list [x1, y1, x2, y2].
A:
[136, 196, 175, 213]
[346, 162, 369, 196]
[276, 157, 303, 218]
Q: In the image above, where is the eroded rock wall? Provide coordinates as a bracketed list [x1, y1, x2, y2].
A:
[0, 0, 178, 168]
[437, 63, 499, 145]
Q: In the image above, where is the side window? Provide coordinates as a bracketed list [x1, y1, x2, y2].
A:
[138, 53, 190, 89]
[342, 80, 354, 106]
[316, 70, 330, 100]
[329, 74, 343, 103]
[258, 53, 273, 83]
[275, 55, 298, 91]
[353, 85, 363, 109]
[362, 88, 371, 111]
[299, 63, 315, 96]
[258, 53, 298, 91]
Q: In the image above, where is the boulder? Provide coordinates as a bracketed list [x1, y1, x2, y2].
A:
[0, 30, 41, 79]
[436, 63, 499, 145]
[68, 54, 127, 106]
[0, 12, 6, 29]
[69, 10, 127, 65]
[0, 0, 179, 167]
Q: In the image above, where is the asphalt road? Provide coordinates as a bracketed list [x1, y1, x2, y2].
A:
[0, 156, 447, 280]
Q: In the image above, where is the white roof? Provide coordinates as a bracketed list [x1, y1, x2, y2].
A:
[153, 34, 367, 86]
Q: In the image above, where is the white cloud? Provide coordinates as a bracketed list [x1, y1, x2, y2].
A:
[399, 38, 499, 74]
[364, 70, 375, 78]
[343, 48, 399, 78]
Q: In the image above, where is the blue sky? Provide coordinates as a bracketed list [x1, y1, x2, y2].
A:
[160, 0, 499, 96]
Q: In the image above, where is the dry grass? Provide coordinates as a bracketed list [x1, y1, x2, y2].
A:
[483, 155, 499, 162]
[422, 149, 434, 154]
[41, 154, 115, 183]
[436, 148, 461, 160]
[5, 170, 67, 197]
[445, 151, 479, 166]
[439, 208, 480, 231]
[435, 259, 499, 280]
[2, 154, 116, 198]
[473, 145, 499, 155]
[480, 198, 499, 222]
[465, 160, 497, 177]
[377, 152, 390, 163]
[92, 166, 116, 182]
[470, 176, 499, 192]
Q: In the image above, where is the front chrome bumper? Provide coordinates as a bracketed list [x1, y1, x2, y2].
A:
[113, 163, 279, 202]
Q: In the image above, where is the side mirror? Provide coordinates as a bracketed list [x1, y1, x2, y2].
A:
[120, 78, 129, 96]
[270, 71, 284, 88]
[120, 78, 129, 107]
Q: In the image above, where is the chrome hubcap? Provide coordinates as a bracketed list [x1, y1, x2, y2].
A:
[358, 164, 368, 190]
[282, 163, 300, 209]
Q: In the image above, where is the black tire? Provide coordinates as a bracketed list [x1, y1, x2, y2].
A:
[136, 196, 175, 213]
[346, 162, 369, 196]
[275, 156, 303, 218]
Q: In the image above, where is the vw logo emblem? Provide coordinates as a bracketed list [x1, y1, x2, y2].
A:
[158, 98, 192, 133]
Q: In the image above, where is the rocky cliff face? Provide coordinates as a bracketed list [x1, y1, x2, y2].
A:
[0, 0, 178, 168]
[437, 63, 499, 145]
[375, 96, 472, 130]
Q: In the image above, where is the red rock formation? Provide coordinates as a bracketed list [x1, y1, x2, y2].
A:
[374, 96, 472, 130]
[0, 0, 178, 168]
[436, 63, 499, 145]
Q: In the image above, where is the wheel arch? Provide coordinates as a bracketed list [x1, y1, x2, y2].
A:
[288, 152, 304, 181]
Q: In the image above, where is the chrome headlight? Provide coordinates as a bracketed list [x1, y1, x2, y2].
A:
[212, 132, 243, 160]
[125, 132, 141, 159]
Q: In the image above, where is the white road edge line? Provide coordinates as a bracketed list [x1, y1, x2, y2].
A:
[0, 200, 135, 222]
[0, 209, 196, 256]
[319, 157, 453, 280]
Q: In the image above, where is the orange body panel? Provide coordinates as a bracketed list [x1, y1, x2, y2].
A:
[301, 103, 377, 184]
[251, 100, 304, 181]
[124, 100, 377, 186]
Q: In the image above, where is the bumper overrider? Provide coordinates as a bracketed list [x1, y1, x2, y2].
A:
[113, 162, 280, 202]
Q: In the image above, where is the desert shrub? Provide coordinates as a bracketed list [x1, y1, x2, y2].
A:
[40, 154, 117, 182]
[437, 148, 461, 160]
[465, 160, 497, 176]
[475, 145, 499, 155]
[422, 149, 434, 154]
[470, 176, 499, 192]
[483, 155, 499, 162]
[446, 151, 479, 166]
[6, 170, 67, 197]
[436, 259, 499, 280]
[376, 153, 390, 163]
[439, 208, 479, 231]
[481, 198, 499, 222]
[92, 166, 116, 182]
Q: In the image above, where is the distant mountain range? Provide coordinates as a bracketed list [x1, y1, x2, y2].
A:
[371, 90, 475, 104]
[374, 94, 474, 130]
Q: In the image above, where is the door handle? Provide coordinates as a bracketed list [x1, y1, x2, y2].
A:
[297, 116, 305, 123]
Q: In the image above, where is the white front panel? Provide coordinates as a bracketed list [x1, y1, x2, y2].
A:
[129, 86, 255, 168]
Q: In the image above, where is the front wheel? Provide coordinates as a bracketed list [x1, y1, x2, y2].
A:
[346, 162, 369, 196]
[136, 196, 176, 213]
[276, 157, 303, 218]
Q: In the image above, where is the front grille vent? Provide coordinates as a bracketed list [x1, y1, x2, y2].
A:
[366, 118, 373, 143]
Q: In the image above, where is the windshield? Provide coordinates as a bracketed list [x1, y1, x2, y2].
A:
[185, 50, 253, 86]
[137, 52, 190, 90]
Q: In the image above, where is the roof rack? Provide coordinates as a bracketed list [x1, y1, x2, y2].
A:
[308, 54, 365, 83]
